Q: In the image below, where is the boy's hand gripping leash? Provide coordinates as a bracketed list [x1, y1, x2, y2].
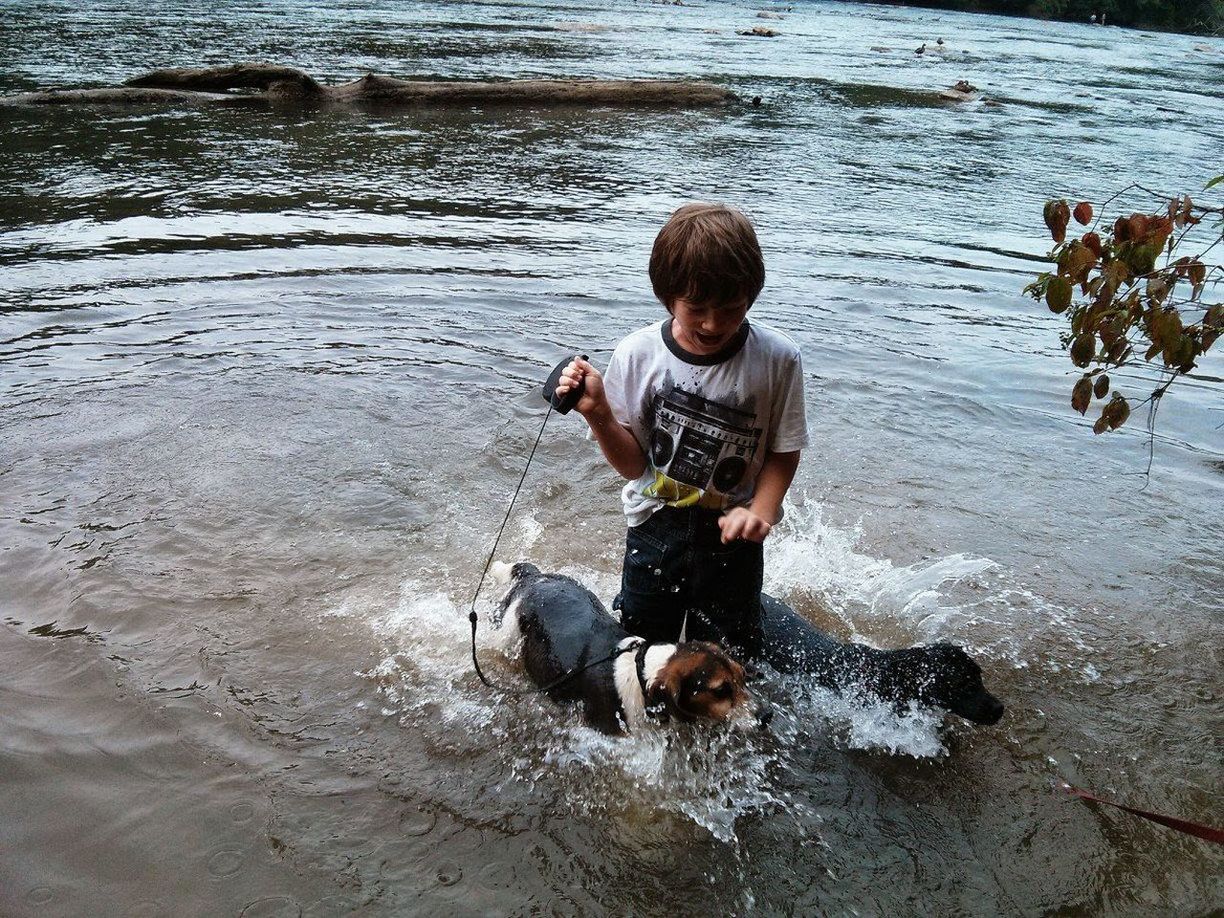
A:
[466, 357, 644, 695]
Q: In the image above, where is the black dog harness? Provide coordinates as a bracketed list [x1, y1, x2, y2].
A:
[634, 640, 666, 723]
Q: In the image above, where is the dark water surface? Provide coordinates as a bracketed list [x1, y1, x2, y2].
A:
[2, 1, 1222, 915]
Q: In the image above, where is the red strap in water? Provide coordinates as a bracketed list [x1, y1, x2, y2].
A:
[1059, 782, 1224, 845]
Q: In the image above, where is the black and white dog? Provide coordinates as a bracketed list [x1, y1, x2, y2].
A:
[495, 563, 1004, 733]
[495, 563, 762, 735]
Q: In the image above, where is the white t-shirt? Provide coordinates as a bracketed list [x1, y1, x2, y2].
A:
[602, 318, 809, 526]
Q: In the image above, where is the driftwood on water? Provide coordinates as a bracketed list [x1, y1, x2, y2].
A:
[0, 63, 737, 108]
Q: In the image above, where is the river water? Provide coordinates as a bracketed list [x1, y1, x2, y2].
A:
[2, 1, 1222, 915]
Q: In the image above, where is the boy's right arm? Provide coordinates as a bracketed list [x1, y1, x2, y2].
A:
[556, 357, 647, 480]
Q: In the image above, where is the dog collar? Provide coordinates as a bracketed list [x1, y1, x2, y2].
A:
[634, 640, 668, 720]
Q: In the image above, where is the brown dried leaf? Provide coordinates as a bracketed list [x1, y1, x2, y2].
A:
[1105, 337, 1130, 364]
[1070, 333, 1096, 368]
[1147, 215, 1173, 251]
[1103, 394, 1130, 431]
[1104, 260, 1130, 290]
[1173, 335, 1197, 371]
[1147, 275, 1170, 302]
[1044, 200, 1070, 244]
[1181, 195, 1195, 227]
[1072, 376, 1093, 415]
[1099, 315, 1122, 347]
[1063, 242, 1098, 285]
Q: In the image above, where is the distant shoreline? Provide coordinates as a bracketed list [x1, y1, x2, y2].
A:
[861, 1, 1223, 37]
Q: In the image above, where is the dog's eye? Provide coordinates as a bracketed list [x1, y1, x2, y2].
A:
[708, 683, 732, 700]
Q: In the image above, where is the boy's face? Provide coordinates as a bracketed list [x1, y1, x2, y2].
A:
[670, 296, 750, 356]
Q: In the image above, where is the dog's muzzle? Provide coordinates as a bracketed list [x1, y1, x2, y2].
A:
[962, 693, 1005, 725]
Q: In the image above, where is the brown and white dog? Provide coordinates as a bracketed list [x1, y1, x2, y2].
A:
[495, 563, 763, 735]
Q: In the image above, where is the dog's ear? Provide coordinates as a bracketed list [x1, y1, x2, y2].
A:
[510, 562, 540, 581]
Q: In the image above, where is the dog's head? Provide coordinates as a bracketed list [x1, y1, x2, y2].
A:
[645, 641, 761, 725]
[875, 643, 1004, 725]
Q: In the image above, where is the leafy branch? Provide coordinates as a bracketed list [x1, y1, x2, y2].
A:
[1025, 177, 1223, 445]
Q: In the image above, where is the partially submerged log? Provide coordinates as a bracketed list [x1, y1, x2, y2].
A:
[1, 63, 736, 109]
[1, 87, 240, 106]
[125, 64, 322, 94]
[327, 74, 733, 106]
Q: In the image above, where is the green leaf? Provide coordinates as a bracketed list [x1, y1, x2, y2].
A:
[1047, 276, 1073, 313]
[1205, 175, 1224, 190]
[1126, 243, 1159, 276]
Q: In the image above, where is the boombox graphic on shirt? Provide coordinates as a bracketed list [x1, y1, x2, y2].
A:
[644, 383, 763, 500]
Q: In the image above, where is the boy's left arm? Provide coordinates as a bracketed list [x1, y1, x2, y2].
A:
[719, 449, 801, 544]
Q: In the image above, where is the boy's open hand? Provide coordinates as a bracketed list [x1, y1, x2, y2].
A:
[556, 356, 607, 418]
[719, 506, 773, 544]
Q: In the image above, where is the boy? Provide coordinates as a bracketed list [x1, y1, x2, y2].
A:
[556, 203, 808, 659]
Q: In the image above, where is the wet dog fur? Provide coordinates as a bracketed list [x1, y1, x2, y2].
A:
[496, 563, 759, 734]
[759, 593, 1004, 725]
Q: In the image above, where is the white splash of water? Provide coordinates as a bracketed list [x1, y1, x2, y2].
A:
[350, 570, 814, 843]
[337, 496, 1101, 842]
[791, 680, 949, 759]
[516, 510, 545, 552]
[766, 498, 999, 645]
[765, 495, 1097, 675]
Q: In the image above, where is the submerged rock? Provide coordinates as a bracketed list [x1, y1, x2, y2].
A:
[554, 22, 614, 33]
[938, 80, 981, 103]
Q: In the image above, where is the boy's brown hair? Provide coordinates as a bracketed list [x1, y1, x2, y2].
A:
[648, 203, 765, 311]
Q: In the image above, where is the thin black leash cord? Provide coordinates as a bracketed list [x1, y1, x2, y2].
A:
[466, 401, 643, 695]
